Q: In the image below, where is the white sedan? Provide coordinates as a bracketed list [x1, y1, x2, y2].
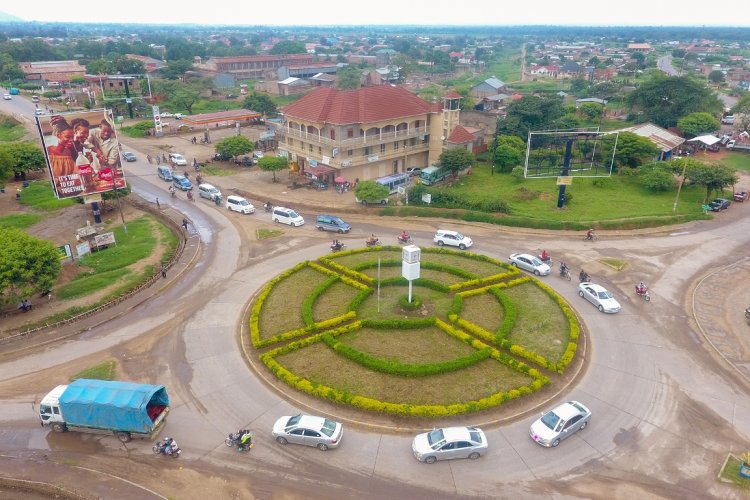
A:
[2, 93, 11, 100]
[529, 400, 591, 448]
[578, 282, 621, 313]
[433, 230, 473, 250]
[509, 253, 550, 276]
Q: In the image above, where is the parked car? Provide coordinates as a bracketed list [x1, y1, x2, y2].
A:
[35, 108, 45, 116]
[226, 195, 255, 214]
[434, 230, 473, 250]
[253, 151, 264, 160]
[529, 401, 591, 448]
[197, 183, 222, 201]
[31, 95, 40, 103]
[121, 152, 137, 162]
[412, 427, 488, 464]
[315, 215, 351, 233]
[272, 206, 304, 226]
[159, 112, 174, 118]
[169, 153, 187, 166]
[406, 167, 422, 177]
[509, 253, 551, 276]
[172, 175, 193, 191]
[157, 165, 173, 181]
[2, 93, 11, 100]
[733, 191, 748, 202]
[213, 152, 232, 161]
[578, 282, 621, 313]
[708, 198, 731, 211]
[272, 414, 343, 451]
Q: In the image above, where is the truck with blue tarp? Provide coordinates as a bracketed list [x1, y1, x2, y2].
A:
[39, 379, 169, 442]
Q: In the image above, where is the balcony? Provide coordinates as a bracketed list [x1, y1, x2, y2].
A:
[277, 126, 428, 148]
[283, 142, 430, 170]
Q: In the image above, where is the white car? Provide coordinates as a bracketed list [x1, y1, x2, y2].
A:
[169, 153, 187, 166]
[226, 195, 255, 214]
[197, 183, 222, 201]
[412, 426, 488, 463]
[253, 150, 264, 159]
[272, 414, 343, 451]
[578, 282, 621, 313]
[509, 253, 551, 276]
[530, 401, 592, 448]
[433, 230, 473, 250]
[2, 93, 11, 100]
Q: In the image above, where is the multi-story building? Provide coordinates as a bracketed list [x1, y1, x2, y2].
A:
[276, 85, 462, 181]
[199, 54, 315, 79]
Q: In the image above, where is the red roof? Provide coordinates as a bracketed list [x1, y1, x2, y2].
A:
[281, 86, 439, 125]
[447, 125, 475, 144]
[444, 91, 462, 99]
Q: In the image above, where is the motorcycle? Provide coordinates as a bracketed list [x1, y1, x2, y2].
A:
[579, 271, 591, 283]
[539, 254, 552, 266]
[264, 203, 273, 213]
[559, 266, 571, 281]
[225, 432, 253, 452]
[214, 195, 222, 207]
[744, 305, 750, 320]
[635, 284, 651, 301]
[153, 438, 181, 458]
[187, 190, 194, 202]
[397, 235, 413, 245]
[365, 237, 380, 247]
[331, 242, 345, 252]
[584, 233, 598, 241]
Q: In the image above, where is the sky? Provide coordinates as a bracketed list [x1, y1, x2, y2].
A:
[3, 1, 750, 27]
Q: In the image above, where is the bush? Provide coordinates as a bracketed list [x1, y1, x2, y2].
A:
[398, 294, 422, 310]
[640, 166, 676, 192]
[511, 166, 526, 181]
[121, 120, 155, 138]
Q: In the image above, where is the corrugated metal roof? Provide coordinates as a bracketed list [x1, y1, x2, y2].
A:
[620, 123, 685, 152]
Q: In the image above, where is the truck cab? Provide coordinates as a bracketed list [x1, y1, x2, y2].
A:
[39, 385, 67, 430]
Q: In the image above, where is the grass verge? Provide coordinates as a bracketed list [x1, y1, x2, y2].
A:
[70, 360, 116, 381]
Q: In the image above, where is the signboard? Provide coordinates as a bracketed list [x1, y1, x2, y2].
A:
[397, 186, 406, 195]
[421, 193, 432, 204]
[83, 193, 103, 204]
[309, 159, 318, 167]
[367, 155, 379, 162]
[94, 232, 116, 247]
[556, 176, 573, 186]
[322, 156, 331, 165]
[37, 109, 127, 200]
[76, 242, 91, 258]
[332, 148, 339, 157]
[58, 244, 72, 260]
[152, 105, 163, 137]
[341, 160, 352, 167]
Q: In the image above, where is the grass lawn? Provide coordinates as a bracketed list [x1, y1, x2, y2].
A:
[502, 283, 569, 361]
[312, 280, 357, 322]
[0, 213, 43, 229]
[0, 116, 27, 142]
[70, 360, 116, 381]
[19, 181, 76, 211]
[719, 456, 750, 491]
[357, 285, 454, 321]
[336, 327, 478, 364]
[258, 266, 329, 338]
[460, 293, 503, 333]
[332, 250, 505, 278]
[277, 342, 532, 405]
[359, 266, 467, 286]
[439, 165, 707, 222]
[256, 228, 284, 240]
[331, 250, 403, 269]
[200, 165, 236, 177]
[721, 152, 750, 174]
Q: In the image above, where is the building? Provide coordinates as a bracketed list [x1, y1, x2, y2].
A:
[19, 60, 86, 84]
[470, 76, 507, 98]
[125, 54, 167, 74]
[276, 86, 463, 181]
[619, 123, 685, 160]
[200, 54, 314, 79]
[627, 43, 653, 53]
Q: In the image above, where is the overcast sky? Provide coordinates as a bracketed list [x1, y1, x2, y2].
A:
[3, 1, 749, 26]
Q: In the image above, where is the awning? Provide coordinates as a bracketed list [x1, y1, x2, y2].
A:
[305, 164, 336, 177]
[688, 135, 721, 146]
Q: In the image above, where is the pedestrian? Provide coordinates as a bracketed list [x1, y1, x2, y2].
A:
[156, 155, 161, 165]
[182, 218, 189, 230]
[156, 197, 160, 209]
[161, 265, 167, 278]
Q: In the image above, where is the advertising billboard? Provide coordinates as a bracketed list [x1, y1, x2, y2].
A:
[37, 109, 126, 199]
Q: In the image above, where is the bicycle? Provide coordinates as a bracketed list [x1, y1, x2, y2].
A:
[584, 233, 598, 241]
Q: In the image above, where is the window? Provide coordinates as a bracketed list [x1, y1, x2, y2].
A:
[309, 144, 313, 153]
[364, 147, 371, 157]
[347, 149, 353, 157]
[347, 128, 354, 138]
[394, 141, 399, 150]
[441, 442, 455, 450]
[304, 430, 321, 437]
[380, 144, 386, 153]
[330, 129, 335, 140]
[455, 441, 471, 449]
[290, 429, 305, 435]
[318, 146, 322, 155]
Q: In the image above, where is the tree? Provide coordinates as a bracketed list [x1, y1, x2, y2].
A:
[677, 112, 720, 137]
[497, 135, 526, 151]
[160, 60, 195, 80]
[215, 136, 255, 160]
[354, 180, 389, 204]
[639, 162, 675, 192]
[579, 102, 604, 119]
[625, 75, 722, 128]
[708, 70, 725, 84]
[336, 65, 361, 90]
[494, 144, 524, 173]
[242, 93, 278, 116]
[605, 132, 660, 168]
[438, 147, 474, 176]
[0, 142, 46, 176]
[270, 41, 306, 55]
[684, 161, 738, 201]
[496, 96, 564, 138]
[0, 148, 12, 188]
[0, 228, 61, 305]
[256, 156, 288, 182]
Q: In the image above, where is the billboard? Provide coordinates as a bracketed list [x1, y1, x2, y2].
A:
[37, 109, 126, 199]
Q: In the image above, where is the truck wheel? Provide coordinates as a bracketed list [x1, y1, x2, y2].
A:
[115, 432, 131, 443]
[51, 423, 67, 433]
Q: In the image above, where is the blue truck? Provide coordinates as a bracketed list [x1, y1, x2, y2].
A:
[39, 379, 170, 442]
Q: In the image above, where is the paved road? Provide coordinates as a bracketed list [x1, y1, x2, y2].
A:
[657, 55, 680, 76]
[2, 96, 750, 499]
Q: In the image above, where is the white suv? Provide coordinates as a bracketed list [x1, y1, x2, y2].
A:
[434, 230, 473, 250]
[197, 183, 221, 201]
[169, 153, 187, 166]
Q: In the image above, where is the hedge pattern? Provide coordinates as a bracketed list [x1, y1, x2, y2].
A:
[251, 247, 580, 416]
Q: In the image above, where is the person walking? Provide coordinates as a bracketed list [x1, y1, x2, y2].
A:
[182, 218, 189, 231]
[156, 197, 160, 209]
[161, 265, 167, 278]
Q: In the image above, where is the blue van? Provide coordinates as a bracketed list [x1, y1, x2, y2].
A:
[315, 215, 351, 233]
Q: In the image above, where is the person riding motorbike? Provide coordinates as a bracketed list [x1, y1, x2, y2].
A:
[367, 233, 379, 245]
[398, 230, 410, 243]
[579, 269, 589, 282]
[169, 185, 176, 198]
[239, 430, 253, 451]
[540, 249, 550, 262]
[186, 189, 194, 201]
[264, 201, 272, 212]
[636, 281, 647, 295]
[331, 239, 343, 250]
[586, 228, 595, 240]
[559, 262, 569, 276]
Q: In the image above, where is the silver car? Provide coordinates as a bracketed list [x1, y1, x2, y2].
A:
[509, 253, 551, 276]
[529, 400, 591, 448]
[412, 426, 488, 463]
[272, 414, 343, 451]
[578, 282, 621, 313]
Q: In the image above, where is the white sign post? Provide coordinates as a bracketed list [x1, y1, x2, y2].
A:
[401, 245, 421, 303]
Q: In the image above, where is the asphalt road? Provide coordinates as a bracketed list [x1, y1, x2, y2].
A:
[2, 93, 750, 499]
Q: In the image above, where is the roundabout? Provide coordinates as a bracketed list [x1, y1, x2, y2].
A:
[251, 247, 581, 418]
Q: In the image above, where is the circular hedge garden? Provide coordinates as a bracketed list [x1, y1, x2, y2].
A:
[249, 247, 581, 418]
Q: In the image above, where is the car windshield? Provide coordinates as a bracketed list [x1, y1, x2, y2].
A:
[320, 419, 337, 437]
[455, 233, 465, 240]
[540, 411, 561, 431]
[597, 290, 613, 299]
[531, 257, 543, 266]
[238, 199, 249, 206]
[426, 429, 445, 447]
[286, 415, 302, 427]
[469, 430, 483, 443]
[288, 210, 300, 218]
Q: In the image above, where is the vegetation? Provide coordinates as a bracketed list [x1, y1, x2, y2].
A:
[214, 135, 255, 160]
[71, 361, 117, 381]
[354, 180, 389, 203]
[256, 156, 288, 182]
[0, 227, 61, 305]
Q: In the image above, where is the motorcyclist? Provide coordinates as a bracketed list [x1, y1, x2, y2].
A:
[160, 437, 174, 454]
[368, 234, 378, 244]
[239, 430, 253, 451]
[169, 185, 176, 198]
[636, 281, 647, 294]
[559, 262, 568, 275]
[399, 230, 409, 242]
[264, 201, 272, 212]
[540, 249, 549, 262]
[187, 189, 194, 201]
[579, 269, 587, 282]
[331, 239, 342, 249]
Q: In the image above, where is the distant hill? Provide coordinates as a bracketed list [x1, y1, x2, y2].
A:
[0, 11, 25, 22]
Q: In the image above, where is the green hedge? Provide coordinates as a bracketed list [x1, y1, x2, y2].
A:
[302, 276, 339, 326]
[249, 261, 309, 347]
[255, 311, 358, 349]
[321, 333, 490, 377]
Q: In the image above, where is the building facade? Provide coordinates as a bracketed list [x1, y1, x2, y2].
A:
[276, 86, 462, 181]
